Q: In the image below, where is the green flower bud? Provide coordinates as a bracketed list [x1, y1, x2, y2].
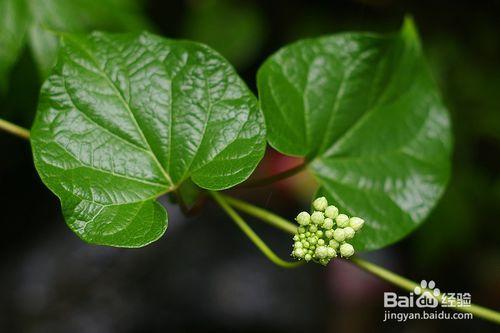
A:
[333, 228, 346, 242]
[294, 248, 305, 258]
[312, 197, 328, 211]
[343, 227, 355, 239]
[324, 230, 334, 239]
[323, 218, 334, 230]
[340, 243, 355, 258]
[315, 245, 328, 259]
[295, 212, 311, 226]
[327, 247, 337, 258]
[324, 205, 339, 219]
[311, 211, 325, 225]
[308, 237, 317, 245]
[349, 217, 365, 231]
[336, 214, 349, 227]
[329, 239, 340, 249]
[292, 201, 366, 265]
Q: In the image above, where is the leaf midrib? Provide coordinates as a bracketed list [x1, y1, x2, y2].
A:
[65, 35, 175, 190]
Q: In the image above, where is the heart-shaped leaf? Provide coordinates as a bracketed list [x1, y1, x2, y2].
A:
[31, 31, 266, 247]
[257, 18, 452, 251]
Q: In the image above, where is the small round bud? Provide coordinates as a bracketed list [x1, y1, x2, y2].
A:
[299, 234, 306, 239]
[317, 239, 325, 246]
[323, 218, 334, 230]
[327, 247, 337, 258]
[294, 248, 305, 258]
[340, 243, 355, 258]
[305, 232, 311, 237]
[309, 225, 318, 233]
[324, 230, 334, 239]
[298, 227, 306, 234]
[325, 205, 339, 219]
[333, 228, 346, 242]
[304, 254, 312, 261]
[303, 241, 310, 248]
[295, 212, 311, 226]
[293, 235, 299, 241]
[308, 237, 317, 245]
[320, 258, 330, 266]
[349, 217, 365, 231]
[329, 239, 340, 249]
[315, 245, 328, 259]
[336, 214, 349, 227]
[311, 211, 325, 225]
[294, 241, 303, 248]
[343, 227, 355, 239]
[312, 197, 328, 211]
[316, 230, 323, 237]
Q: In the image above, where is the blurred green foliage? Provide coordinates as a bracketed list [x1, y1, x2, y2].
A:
[182, 0, 265, 69]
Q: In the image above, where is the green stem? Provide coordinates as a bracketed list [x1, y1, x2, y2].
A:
[241, 162, 307, 188]
[224, 195, 500, 324]
[351, 257, 500, 324]
[210, 191, 302, 268]
[220, 194, 297, 234]
[0, 118, 30, 140]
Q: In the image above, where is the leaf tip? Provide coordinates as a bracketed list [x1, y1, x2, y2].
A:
[401, 15, 418, 39]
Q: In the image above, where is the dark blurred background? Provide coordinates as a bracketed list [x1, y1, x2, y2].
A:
[1, 0, 499, 332]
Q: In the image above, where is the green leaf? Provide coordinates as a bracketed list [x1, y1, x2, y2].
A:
[31, 31, 266, 247]
[175, 178, 204, 210]
[0, 0, 28, 92]
[0, 0, 151, 87]
[257, 18, 452, 251]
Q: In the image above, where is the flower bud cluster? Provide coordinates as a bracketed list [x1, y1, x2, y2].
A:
[291, 197, 364, 265]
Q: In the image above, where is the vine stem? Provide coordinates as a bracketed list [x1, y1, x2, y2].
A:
[210, 191, 302, 268]
[1, 118, 498, 323]
[241, 162, 307, 188]
[221, 194, 500, 324]
[0, 118, 30, 140]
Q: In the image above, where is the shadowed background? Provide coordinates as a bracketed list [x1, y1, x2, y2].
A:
[0, 0, 499, 332]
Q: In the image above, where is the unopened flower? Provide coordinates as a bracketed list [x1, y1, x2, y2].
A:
[324, 205, 339, 219]
[323, 218, 334, 230]
[339, 243, 355, 258]
[295, 212, 311, 226]
[291, 196, 366, 265]
[349, 217, 365, 231]
[311, 211, 325, 225]
[312, 197, 328, 211]
[336, 214, 349, 227]
[344, 227, 355, 239]
[333, 228, 346, 242]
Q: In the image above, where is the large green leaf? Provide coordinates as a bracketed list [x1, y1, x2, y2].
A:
[257, 18, 452, 251]
[31, 31, 266, 247]
[0, 0, 150, 88]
